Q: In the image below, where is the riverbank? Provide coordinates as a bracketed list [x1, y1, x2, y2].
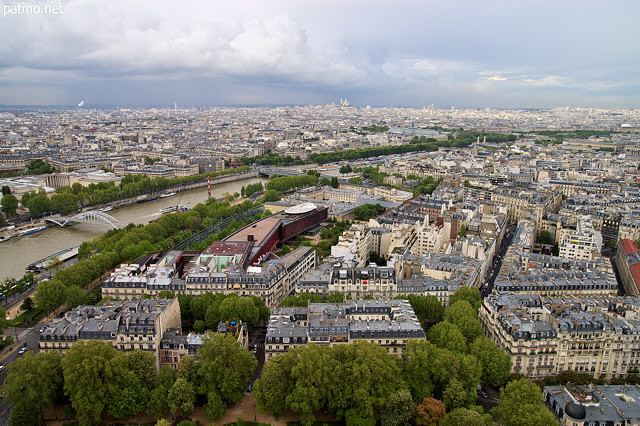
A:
[0, 175, 269, 283]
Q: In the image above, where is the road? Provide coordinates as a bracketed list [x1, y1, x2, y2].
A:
[0, 324, 42, 425]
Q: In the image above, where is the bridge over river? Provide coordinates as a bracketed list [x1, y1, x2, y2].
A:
[44, 210, 124, 229]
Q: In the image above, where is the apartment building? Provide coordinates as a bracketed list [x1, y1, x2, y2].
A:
[558, 216, 603, 261]
[616, 239, 640, 296]
[39, 298, 181, 368]
[103, 246, 316, 309]
[264, 299, 425, 363]
[481, 293, 640, 380]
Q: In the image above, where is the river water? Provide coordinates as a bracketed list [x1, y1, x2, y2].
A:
[0, 176, 268, 282]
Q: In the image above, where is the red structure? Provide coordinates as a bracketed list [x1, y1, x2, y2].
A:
[222, 203, 328, 265]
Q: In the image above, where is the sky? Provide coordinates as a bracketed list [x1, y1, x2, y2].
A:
[1, 0, 639, 109]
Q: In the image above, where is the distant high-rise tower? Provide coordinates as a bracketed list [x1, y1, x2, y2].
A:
[64, 127, 71, 145]
[473, 137, 479, 156]
[174, 102, 177, 111]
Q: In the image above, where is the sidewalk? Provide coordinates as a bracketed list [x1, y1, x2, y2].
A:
[44, 393, 341, 426]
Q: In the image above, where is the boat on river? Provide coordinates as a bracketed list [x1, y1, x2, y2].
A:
[159, 205, 189, 214]
[159, 191, 177, 198]
[136, 195, 158, 204]
[99, 206, 113, 212]
[18, 226, 47, 237]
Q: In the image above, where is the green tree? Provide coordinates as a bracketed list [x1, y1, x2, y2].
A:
[108, 370, 149, 418]
[537, 230, 554, 245]
[319, 177, 331, 186]
[51, 191, 79, 215]
[62, 340, 124, 425]
[379, 389, 415, 426]
[327, 292, 344, 303]
[158, 290, 175, 299]
[444, 301, 483, 344]
[147, 366, 176, 419]
[179, 354, 199, 386]
[491, 378, 557, 426]
[428, 322, 467, 354]
[449, 286, 481, 310]
[20, 296, 34, 312]
[27, 192, 53, 217]
[458, 224, 466, 237]
[442, 408, 495, 426]
[1, 193, 18, 216]
[442, 378, 467, 411]
[35, 279, 66, 312]
[193, 319, 206, 334]
[1, 185, 10, 195]
[126, 349, 158, 390]
[469, 338, 511, 388]
[0, 307, 9, 337]
[168, 377, 195, 416]
[415, 397, 446, 426]
[64, 286, 87, 308]
[331, 176, 339, 188]
[4, 351, 63, 422]
[198, 333, 257, 418]
[9, 402, 43, 426]
[262, 189, 281, 202]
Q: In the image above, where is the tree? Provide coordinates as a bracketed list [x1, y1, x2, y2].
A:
[442, 378, 467, 411]
[62, 340, 124, 425]
[331, 176, 339, 188]
[442, 408, 495, 426]
[428, 322, 467, 354]
[449, 286, 481, 310]
[198, 333, 257, 418]
[20, 296, 34, 312]
[319, 177, 331, 186]
[537, 230, 554, 245]
[64, 286, 87, 308]
[262, 189, 281, 202]
[193, 319, 206, 334]
[458, 224, 466, 237]
[51, 192, 79, 215]
[491, 378, 557, 426]
[45, 256, 62, 279]
[327, 292, 344, 303]
[469, 338, 511, 388]
[415, 398, 446, 426]
[4, 351, 63, 422]
[1, 185, 10, 195]
[168, 377, 195, 416]
[158, 290, 175, 299]
[379, 389, 415, 426]
[27, 192, 53, 217]
[179, 354, 199, 386]
[35, 279, 66, 312]
[9, 402, 43, 426]
[147, 366, 176, 419]
[0, 307, 9, 337]
[443, 301, 483, 344]
[1, 193, 18, 217]
[108, 370, 149, 418]
[126, 349, 158, 390]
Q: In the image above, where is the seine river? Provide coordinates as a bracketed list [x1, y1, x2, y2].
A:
[0, 176, 268, 282]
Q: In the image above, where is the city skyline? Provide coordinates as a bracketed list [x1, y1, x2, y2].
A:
[1, 0, 639, 109]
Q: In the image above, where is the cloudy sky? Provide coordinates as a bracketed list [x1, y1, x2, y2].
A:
[1, 0, 638, 108]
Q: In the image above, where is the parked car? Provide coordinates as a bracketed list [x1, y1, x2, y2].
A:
[477, 390, 489, 399]
[18, 347, 28, 354]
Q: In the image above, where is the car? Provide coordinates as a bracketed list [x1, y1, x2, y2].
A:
[0, 365, 5, 372]
[39, 327, 45, 333]
[477, 390, 489, 399]
[246, 384, 252, 393]
[18, 347, 27, 354]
